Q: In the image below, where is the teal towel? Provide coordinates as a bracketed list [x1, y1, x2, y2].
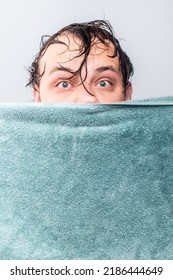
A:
[0, 97, 173, 260]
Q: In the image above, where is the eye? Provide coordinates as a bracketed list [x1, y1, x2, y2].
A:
[97, 80, 111, 87]
[57, 81, 71, 89]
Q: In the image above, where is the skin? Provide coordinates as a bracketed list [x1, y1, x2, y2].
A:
[34, 33, 132, 103]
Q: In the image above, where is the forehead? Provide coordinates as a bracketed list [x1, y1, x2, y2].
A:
[39, 33, 119, 73]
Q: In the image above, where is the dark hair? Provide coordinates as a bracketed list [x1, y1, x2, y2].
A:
[26, 20, 134, 93]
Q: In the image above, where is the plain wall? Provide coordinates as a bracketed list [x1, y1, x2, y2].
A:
[0, 0, 172, 102]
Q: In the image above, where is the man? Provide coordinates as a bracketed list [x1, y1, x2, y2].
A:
[27, 20, 134, 103]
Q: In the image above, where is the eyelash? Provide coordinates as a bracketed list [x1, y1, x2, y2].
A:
[56, 79, 113, 90]
[97, 80, 112, 87]
[56, 81, 72, 89]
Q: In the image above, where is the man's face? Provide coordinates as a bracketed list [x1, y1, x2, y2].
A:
[34, 34, 132, 103]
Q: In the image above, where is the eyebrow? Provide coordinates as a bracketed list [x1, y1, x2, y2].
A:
[49, 64, 119, 76]
[49, 65, 75, 76]
[94, 65, 119, 74]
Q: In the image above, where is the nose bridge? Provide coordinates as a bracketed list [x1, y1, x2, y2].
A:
[74, 84, 98, 103]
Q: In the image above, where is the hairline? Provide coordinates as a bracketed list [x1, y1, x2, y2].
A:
[37, 32, 121, 84]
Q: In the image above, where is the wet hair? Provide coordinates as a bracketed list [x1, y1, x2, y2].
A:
[26, 20, 134, 94]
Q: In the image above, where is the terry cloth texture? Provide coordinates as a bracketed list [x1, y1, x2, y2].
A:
[0, 96, 173, 260]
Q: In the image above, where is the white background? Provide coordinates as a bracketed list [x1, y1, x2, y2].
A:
[0, 0, 172, 102]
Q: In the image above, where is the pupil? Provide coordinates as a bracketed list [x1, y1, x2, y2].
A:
[100, 81, 106, 87]
[62, 82, 68, 88]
